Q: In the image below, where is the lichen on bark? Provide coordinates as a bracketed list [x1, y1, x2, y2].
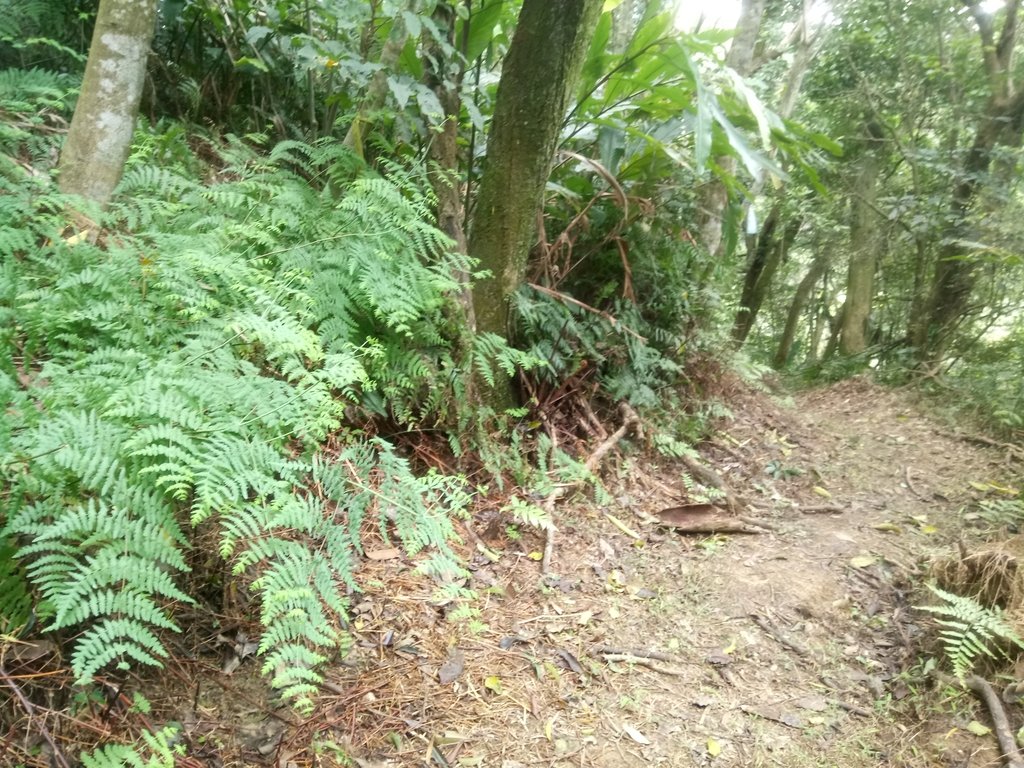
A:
[58, 0, 158, 207]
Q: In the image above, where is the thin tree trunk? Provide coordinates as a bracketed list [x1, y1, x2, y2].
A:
[838, 129, 882, 356]
[914, 0, 1023, 366]
[805, 288, 830, 365]
[773, 250, 830, 369]
[822, 305, 844, 361]
[732, 205, 802, 344]
[695, 0, 766, 257]
[58, 0, 158, 207]
[343, 4, 415, 157]
[611, 0, 642, 53]
[424, 2, 471, 315]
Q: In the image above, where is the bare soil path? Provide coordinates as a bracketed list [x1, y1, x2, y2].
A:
[197, 379, 1023, 767]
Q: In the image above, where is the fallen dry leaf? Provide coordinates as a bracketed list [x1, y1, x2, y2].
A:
[365, 547, 401, 561]
[438, 649, 465, 685]
[621, 723, 651, 745]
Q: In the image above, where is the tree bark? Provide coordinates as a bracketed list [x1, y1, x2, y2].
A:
[424, 2, 471, 318]
[731, 204, 802, 345]
[772, 250, 830, 369]
[58, 0, 158, 207]
[468, 0, 604, 346]
[838, 129, 882, 356]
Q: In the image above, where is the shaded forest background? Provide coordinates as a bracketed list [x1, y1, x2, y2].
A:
[1, 0, 1023, 763]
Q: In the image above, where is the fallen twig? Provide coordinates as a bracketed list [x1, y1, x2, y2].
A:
[799, 504, 846, 514]
[677, 454, 740, 512]
[657, 505, 764, 534]
[598, 653, 686, 676]
[827, 698, 872, 717]
[749, 613, 810, 658]
[903, 465, 928, 500]
[0, 662, 71, 768]
[527, 282, 647, 342]
[590, 645, 676, 662]
[541, 403, 639, 574]
[941, 431, 1024, 464]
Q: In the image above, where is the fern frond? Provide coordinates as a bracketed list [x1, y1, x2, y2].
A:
[919, 584, 1024, 679]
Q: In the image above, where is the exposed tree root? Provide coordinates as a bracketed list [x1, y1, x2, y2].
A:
[935, 672, 1024, 768]
[965, 674, 1024, 768]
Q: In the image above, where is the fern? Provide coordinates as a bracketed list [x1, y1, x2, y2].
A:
[0, 539, 32, 636]
[504, 498, 556, 533]
[0, 138, 496, 710]
[79, 726, 181, 768]
[919, 584, 1024, 679]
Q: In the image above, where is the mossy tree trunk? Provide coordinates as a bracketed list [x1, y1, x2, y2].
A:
[731, 203, 802, 345]
[58, 0, 158, 207]
[468, 0, 603, 349]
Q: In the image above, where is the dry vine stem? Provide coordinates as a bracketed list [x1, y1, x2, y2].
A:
[541, 403, 640, 574]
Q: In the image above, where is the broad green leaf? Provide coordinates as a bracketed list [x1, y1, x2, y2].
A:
[461, 0, 505, 62]
[401, 10, 421, 39]
[808, 131, 844, 156]
[233, 56, 268, 73]
[387, 76, 413, 109]
[581, 12, 614, 96]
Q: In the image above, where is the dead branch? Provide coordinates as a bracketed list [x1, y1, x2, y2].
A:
[827, 698, 872, 717]
[657, 505, 764, 534]
[941, 431, 1024, 463]
[677, 453, 740, 512]
[903, 465, 928, 500]
[526, 282, 647, 341]
[799, 504, 847, 514]
[596, 653, 687, 676]
[541, 403, 640, 574]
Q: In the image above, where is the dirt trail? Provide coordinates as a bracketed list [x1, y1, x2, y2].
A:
[285, 379, 1018, 767]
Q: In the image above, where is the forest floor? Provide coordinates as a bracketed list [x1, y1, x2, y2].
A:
[37, 377, 1024, 768]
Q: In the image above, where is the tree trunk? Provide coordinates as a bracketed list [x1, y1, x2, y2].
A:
[914, 0, 1024, 366]
[58, 0, 158, 207]
[424, 2, 471, 309]
[838, 131, 882, 356]
[694, 0, 766, 257]
[731, 204, 802, 345]
[772, 250, 830, 369]
[804, 285, 831, 365]
[468, 0, 603, 345]
[611, 0, 642, 53]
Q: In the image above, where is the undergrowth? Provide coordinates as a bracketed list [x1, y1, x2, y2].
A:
[0, 116, 498, 724]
